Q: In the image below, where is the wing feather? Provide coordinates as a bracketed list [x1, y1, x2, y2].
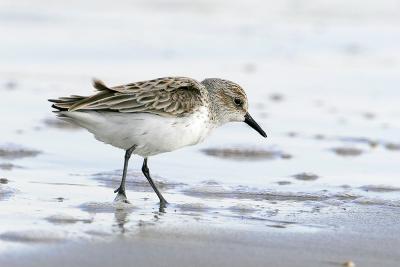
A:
[51, 77, 205, 116]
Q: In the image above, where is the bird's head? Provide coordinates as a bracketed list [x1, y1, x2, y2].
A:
[201, 78, 267, 138]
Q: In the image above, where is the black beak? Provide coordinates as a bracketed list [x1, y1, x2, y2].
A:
[244, 113, 267, 138]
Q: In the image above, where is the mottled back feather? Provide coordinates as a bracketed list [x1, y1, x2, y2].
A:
[50, 77, 206, 117]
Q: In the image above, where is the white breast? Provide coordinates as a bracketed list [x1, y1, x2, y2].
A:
[60, 107, 215, 157]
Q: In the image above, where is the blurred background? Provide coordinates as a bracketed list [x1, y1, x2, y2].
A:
[1, 0, 399, 180]
[0, 0, 400, 254]
[3, 0, 400, 78]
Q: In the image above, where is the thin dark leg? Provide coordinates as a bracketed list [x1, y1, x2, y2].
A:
[142, 158, 168, 206]
[114, 145, 136, 199]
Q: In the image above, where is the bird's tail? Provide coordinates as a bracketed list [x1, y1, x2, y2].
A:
[48, 79, 111, 112]
[49, 95, 86, 112]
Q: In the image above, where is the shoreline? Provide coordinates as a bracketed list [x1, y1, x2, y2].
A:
[1, 204, 399, 267]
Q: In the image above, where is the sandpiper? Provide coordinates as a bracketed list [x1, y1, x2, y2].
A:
[49, 77, 266, 206]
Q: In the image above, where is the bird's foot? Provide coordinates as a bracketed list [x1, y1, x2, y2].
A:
[158, 200, 168, 213]
[114, 187, 130, 204]
[114, 193, 130, 204]
[114, 186, 125, 194]
[159, 198, 168, 208]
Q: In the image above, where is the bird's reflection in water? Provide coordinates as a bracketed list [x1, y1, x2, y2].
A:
[113, 203, 167, 234]
[114, 208, 130, 234]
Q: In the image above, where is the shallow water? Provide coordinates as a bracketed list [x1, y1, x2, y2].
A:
[0, 0, 400, 258]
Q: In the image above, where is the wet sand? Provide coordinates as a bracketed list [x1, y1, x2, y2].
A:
[1, 205, 399, 267]
[1, 0, 400, 266]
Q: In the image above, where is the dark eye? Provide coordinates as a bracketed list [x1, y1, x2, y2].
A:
[234, 98, 243, 106]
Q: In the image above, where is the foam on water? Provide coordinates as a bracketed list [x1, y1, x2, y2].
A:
[0, 230, 65, 243]
[0, 144, 42, 160]
[92, 170, 186, 192]
[201, 147, 292, 161]
[45, 214, 93, 224]
[331, 147, 364, 157]
[79, 201, 136, 214]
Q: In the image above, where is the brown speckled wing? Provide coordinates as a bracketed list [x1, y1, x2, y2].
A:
[64, 77, 205, 116]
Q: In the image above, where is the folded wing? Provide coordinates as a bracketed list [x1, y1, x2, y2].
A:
[49, 77, 205, 117]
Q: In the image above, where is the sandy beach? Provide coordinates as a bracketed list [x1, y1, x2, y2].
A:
[1, 0, 400, 266]
[1, 205, 400, 267]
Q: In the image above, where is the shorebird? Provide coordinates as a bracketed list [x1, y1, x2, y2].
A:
[49, 77, 266, 206]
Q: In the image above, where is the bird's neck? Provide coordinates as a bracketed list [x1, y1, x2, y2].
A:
[206, 89, 229, 126]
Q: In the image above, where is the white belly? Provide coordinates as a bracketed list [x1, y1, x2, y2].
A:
[60, 107, 214, 157]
